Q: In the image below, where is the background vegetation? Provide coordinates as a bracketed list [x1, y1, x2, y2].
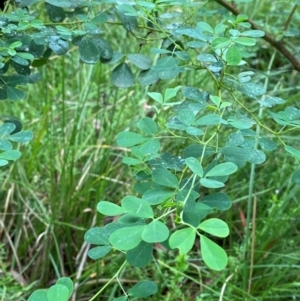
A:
[1, 0, 300, 300]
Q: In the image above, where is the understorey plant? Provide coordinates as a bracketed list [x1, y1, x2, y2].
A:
[1, 0, 298, 300]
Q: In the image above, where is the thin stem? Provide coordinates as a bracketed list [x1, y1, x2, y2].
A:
[88, 261, 127, 301]
[242, 51, 277, 294]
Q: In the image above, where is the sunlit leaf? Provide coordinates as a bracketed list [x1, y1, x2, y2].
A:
[109, 225, 145, 250]
[97, 201, 126, 216]
[169, 227, 196, 254]
[198, 218, 229, 237]
[200, 235, 228, 271]
[47, 284, 69, 301]
[142, 220, 169, 243]
[56, 278, 73, 299]
[121, 195, 154, 218]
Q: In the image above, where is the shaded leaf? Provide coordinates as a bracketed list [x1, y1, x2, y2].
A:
[142, 189, 174, 205]
[116, 131, 147, 147]
[47, 36, 69, 55]
[45, 3, 65, 22]
[292, 170, 300, 185]
[111, 63, 134, 88]
[186, 127, 204, 136]
[93, 37, 113, 60]
[152, 168, 179, 188]
[117, 6, 138, 31]
[138, 68, 160, 86]
[128, 53, 152, 70]
[126, 241, 153, 267]
[7, 86, 26, 100]
[129, 281, 158, 298]
[79, 37, 100, 64]
[199, 193, 231, 211]
[45, 0, 74, 8]
[100, 51, 124, 64]
[87, 246, 112, 260]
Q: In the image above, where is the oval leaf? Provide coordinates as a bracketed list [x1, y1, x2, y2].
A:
[47, 284, 69, 301]
[185, 157, 203, 177]
[126, 241, 153, 267]
[97, 201, 126, 216]
[226, 44, 241, 66]
[137, 117, 157, 135]
[152, 168, 179, 188]
[198, 218, 229, 237]
[169, 227, 196, 254]
[79, 37, 100, 64]
[142, 220, 169, 243]
[87, 246, 112, 260]
[129, 281, 158, 298]
[27, 290, 48, 301]
[200, 178, 224, 188]
[116, 131, 147, 147]
[109, 225, 145, 250]
[206, 162, 238, 177]
[199, 193, 231, 211]
[111, 62, 134, 88]
[128, 53, 152, 70]
[56, 278, 73, 299]
[121, 195, 153, 218]
[84, 227, 109, 245]
[200, 235, 228, 271]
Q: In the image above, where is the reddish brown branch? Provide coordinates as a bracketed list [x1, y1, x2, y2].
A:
[215, 0, 300, 72]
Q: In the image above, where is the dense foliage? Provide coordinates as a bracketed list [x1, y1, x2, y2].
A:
[1, 0, 300, 300]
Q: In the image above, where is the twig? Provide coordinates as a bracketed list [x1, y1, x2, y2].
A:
[215, 0, 300, 72]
